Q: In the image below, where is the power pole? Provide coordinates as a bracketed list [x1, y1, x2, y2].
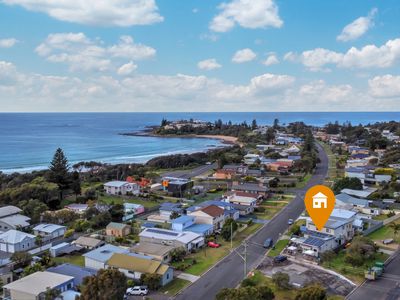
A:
[230, 221, 233, 249]
[243, 240, 247, 278]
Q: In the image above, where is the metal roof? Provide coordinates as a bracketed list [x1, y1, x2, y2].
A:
[83, 243, 129, 263]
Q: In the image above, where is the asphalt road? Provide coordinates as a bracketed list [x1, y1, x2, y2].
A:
[161, 162, 217, 179]
[347, 250, 400, 300]
[175, 143, 329, 300]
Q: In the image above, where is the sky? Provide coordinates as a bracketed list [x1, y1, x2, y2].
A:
[0, 0, 400, 112]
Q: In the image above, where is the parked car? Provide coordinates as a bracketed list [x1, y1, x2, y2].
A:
[273, 255, 287, 263]
[126, 286, 148, 296]
[263, 238, 273, 248]
[288, 219, 294, 225]
[208, 241, 221, 248]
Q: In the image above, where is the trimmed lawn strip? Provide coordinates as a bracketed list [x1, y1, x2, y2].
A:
[98, 194, 160, 208]
[183, 223, 262, 276]
[159, 278, 190, 296]
[53, 254, 85, 267]
[267, 239, 289, 257]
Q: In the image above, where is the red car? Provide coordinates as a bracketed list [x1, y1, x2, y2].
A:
[207, 241, 221, 248]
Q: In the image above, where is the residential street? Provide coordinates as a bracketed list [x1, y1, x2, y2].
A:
[175, 143, 329, 300]
[347, 250, 400, 300]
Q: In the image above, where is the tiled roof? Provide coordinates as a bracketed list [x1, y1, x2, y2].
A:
[200, 205, 224, 217]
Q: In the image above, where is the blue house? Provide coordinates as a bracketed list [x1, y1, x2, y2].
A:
[171, 215, 213, 236]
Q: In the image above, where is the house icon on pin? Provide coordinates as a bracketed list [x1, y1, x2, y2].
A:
[312, 192, 327, 209]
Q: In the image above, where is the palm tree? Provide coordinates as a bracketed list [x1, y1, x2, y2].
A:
[389, 223, 400, 240]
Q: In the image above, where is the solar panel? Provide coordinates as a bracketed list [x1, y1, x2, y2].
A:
[304, 237, 325, 247]
[146, 228, 179, 236]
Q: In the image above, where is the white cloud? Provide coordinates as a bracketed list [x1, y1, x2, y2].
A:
[262, 54, 279, 66]
[1, 0, 163, 27]
[283, 51, 297, 62]
[1, 59, 398, 112]
[297, 38, 400, 71]
[117, 61, 137, 76]
[197, 58, 222, 70]
[368, 75, 400, 98]
[232, 48, 257, 63]
[0, 38, 18, 48]
[210, 0, 283, 33]
[35, 33, 155, 72]
[337, 8, 377, 42]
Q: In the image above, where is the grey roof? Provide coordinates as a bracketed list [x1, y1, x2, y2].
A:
[47, 263, 97, 286]
[74, 236, 104, 248]
[0, 206, 22, 218]
[336, 193, 369, 207]
[131, 242, 175, 257]
[33, 223, 66, 233]
[232, 183, 268, 192]
[83, 244, 129, 263]
[3, 271, 73, 296]
[0, 229, 35, 244]
[341, 188, 377, 199]
[0, 214, 30, 227]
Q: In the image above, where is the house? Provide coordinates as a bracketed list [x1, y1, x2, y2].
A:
[0, 266, 13, 286]
[0, 206, 31, 231]
[139, 228, 204, 251]
[49, 242, 81, 258]
[123, 203, 145, 215]
[73, 236, 105, 250]
[65, 203, 109, 215]
[188, 205, 225, 230]
[104, 181, 140, 195]
[224, 194, 257, 207]
[106, 222, 131, 237]
[159, 202, 183, 218]
[47, 263, 97, 286]
[222, 164, 248, 175]
[3, 271, 74, 300]
[345, 167, 392, 185]
[33, 224, 67, 241]
[107, 253, 173, 286]
[244, 153, 260, 165]
[231, 183, 268, 197]
[186, 200, 240, 221]
[171, 215, 214, 236]
[214, 169, 235, 180]
[0, 230, 36, 253]
[131, 242, 175, 263]
[312, 192, 327, 209]
[294, 209, 357, 257]
[335, 193, 369, 209]
[162, 177, 194, 197]
[341, 187, 377, 199]
[83, 243, 129, 270]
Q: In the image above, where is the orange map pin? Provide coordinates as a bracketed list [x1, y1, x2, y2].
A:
[304, 185, 335, 231]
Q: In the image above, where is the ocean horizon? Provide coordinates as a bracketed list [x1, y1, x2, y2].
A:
[1, 112, 399, 173]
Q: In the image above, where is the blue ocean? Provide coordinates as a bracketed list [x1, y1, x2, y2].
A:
[0, 112, 399, 173]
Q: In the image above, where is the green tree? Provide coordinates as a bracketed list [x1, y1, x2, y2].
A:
[140, 273, 161, 290]
[295, 284, 327, 300]
[273, 118, 279, 129]
[216, 285, 274, 300]
[170, 247, 186, 262]
[43, 287, 61, 300]
[344, 236, 377, 266]
[390, 223, 400, 239]
[48, 148, 71, 201]
[78, 269, 127, 300]
[11, 251, 32, 267]
[170, 211, 180, 220]
[23, 262, 44, 276]
[221, 218, 238, 241]
[110, 203, 124, 222]
[251, 119, 258, 130]
[18, 199, 49, 223]
[71, 171, 81, 199]
[272, 272, 291, 289]
[35, 235, 43, 247]
[333, 177, 363, 194]
[265, 127, 275, 144]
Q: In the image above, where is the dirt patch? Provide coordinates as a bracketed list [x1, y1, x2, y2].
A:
[258, 257, 355, 297]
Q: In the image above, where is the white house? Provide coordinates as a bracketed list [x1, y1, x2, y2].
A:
[0, 206, 31, 232]
[104, 181, 140, 195]
[0, 230, 36, 253]
[312, 192, 327, 209]
[33, 224, 67, 241]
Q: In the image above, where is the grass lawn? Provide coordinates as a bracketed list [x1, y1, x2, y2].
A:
[372, 214, 390, 221]
[53, 254, 85, 267]
[322, 250, 389, 284]
[98, 194, 160, 208]
[267, 239, 289, 257]
[159, 278, 190, 296]
[184, 223, 262, 276]
[368, 219, 400, 243]
[296, 173, 312, 189]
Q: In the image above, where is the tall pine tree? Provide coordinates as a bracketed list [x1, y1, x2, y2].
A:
[48, 148, 71, 201]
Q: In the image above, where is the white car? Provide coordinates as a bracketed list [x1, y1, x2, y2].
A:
[126, 286, 148, 296]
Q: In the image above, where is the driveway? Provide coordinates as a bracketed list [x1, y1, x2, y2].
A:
[175, 143, 329, 300]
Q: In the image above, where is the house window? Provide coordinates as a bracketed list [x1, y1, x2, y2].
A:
[167, 273, 170, 279]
